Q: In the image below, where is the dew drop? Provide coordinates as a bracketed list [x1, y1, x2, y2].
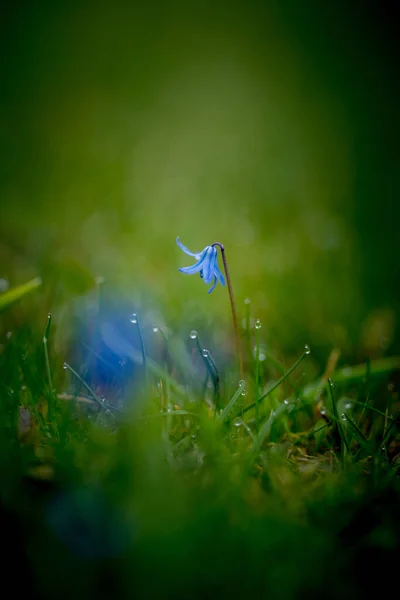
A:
[63, 362, 68, 370]
[130, 313, 138, 324]
[202, 349, 209, 358]
[320, 407, 327, 416]
[191, 434, 197, 440]
[304, 344, 311, 355]
[341, 413, 347, 421]
[255, 319, 262, 330]
[233, 418, 242, 427]
[244, 298, 251, 305]
[381, 446, 386, 453]
[283, 399, 289, 405]
[190, 330, 197, 339]
[152, 326, 159, 333]
[345, 402, 352, 410]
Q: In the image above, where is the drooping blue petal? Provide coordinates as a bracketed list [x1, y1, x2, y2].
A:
[214, 259, 226, 286]
[202, 246, 217, 284]
[176, 237, 201, 259]
[178, 249, 208, 275]
[208, 276, 218, 294]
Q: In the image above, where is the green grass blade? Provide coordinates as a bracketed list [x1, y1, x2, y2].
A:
[251, 401, 290, 460]
[0, 277, 42, 313]
[328, 379, 350, 455]
[241, 350, 307, 417]
[219, 381, 246, 423]
[43, 313, 57, 419]
[63, 362, 116, 419]
[342, 412, 371, 452]
[303, 356, 400, 403]
[353, 401, 397, 422]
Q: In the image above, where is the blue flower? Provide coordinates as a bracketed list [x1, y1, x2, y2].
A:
[176, 237, 225, 293]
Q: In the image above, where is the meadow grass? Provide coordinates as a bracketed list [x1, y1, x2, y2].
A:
[0, 280, 400, 599]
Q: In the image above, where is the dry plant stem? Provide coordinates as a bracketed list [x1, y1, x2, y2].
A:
[212, 242, 243, 379]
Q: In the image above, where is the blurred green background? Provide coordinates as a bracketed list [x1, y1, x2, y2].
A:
[1, 0, 399, 363]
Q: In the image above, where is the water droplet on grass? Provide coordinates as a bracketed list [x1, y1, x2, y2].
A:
[244, 298, 251, 305]
[190, 330, 197, 339]
[341, 413, 347, 421]
[238, 380, 247, 396]
[152, 326, 159, 333]
[255, 319, 262, 330]
[202, 349, 209, 358]
[304, 344, 311, 355]
[345, 402, 352, 410]
[130, 313, 137, 324]
[320, 407, 327, 416]
[283, 399, 289, 405]
[233, 418, 242, 427]
[63, 362, 68, 370]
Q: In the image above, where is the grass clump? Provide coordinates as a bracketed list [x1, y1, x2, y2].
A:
[0, 284, 400, 600]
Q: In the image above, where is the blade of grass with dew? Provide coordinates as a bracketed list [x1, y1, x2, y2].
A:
[240, 348, 308, 419]
[343, 412, 373, 456]
[328, 379, 350, 456]
[63, 362, 116, 419]
[130, 313, 148, 384]
[43, 313, 54, 394]
[219, 381, 247, 423]
[193, 334, 219, 396]
[254, 319, 262, 432]
[0, 277, 42, 313]
[251, 401, 291, 460]
[57, 393, 124, 414]
[42, 312, 59, 425]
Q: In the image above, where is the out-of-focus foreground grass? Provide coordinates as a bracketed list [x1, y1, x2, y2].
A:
[1, 0, 399, 363]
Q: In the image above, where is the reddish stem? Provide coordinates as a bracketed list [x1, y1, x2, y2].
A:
[212, 242, 243, 379]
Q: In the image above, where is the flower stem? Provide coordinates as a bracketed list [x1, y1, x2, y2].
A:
[212, 242, 243, 379]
